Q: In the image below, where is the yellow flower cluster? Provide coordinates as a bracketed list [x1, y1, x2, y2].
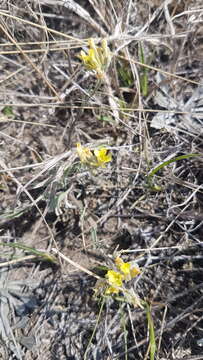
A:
[76, 143, 112, 168]
[105, 257, 141, 295]
[78, 38, 111, 79]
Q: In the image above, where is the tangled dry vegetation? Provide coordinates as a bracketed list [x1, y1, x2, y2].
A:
[0, 1, 203, 359]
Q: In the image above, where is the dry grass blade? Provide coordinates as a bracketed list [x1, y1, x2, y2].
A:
[88, 0, 110, 30]
[0, 46, 73, 56]
[0, 21, 60, 100]
[52, 248, 101, 280]
[40, 0, 107, 36]
[118, 54, 202, 86]
[0, 158, 55, 243]
[0, 10, 85, 42]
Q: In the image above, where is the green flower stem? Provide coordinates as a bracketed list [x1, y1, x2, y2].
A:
[84, 297, 105, 360]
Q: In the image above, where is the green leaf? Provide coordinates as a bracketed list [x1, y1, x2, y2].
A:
[147, 153, 201, 179]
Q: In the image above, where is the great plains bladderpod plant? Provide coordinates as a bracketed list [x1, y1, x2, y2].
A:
[78, 38, 111, 79]
[94, 256, 143, 308]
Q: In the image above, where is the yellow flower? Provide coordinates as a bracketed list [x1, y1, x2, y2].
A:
[106, 269, 123, 286]
[105, 270, 124, 295]
[94, 257, 142, 305]
[119, 262, 131, 275]
[115, 257, 141, 281]
[94, 148, 112, 168]
[76, 143, 94, 164]
[79, 49, 100, 72]
[78, 38, 111, 78]
[76, 143, 112, 168]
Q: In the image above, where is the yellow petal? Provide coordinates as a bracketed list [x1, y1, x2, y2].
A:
[88, 38, 96, 50]
[115, 257, 124, 267]
[106, 270, 123, 287]
[78, 51, 88, 61]
[119, 262, 131, 275]
[94, 148, 112, 167]
[76, 143, 93, 163]
[130, 266, 141, 278]
[115, 257, 141, 280]
[78, 38, 111, 77]
[105, 286, 119, 295]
